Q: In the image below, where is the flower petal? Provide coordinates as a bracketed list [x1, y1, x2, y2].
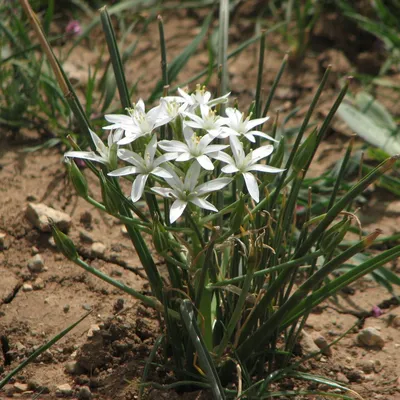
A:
[153, 152, 179, 167]
[221, 164, 239, 174]
[158, 140, 188, 153]
[246, 116, 269, 131]
[196, 177, 232, 196]
[229, 136, 245, 164]
[212, 151, 235, 165]
[251, 145, 274, 163]
[170, 199, 187, 223]
[184, 162, 201, 192]
[151, 167, 173, 179]
[176, 153, 192, 162]
[247, 164, 285, 173]
[145, 134, 157, 164]
[131, 174, 149, 202]
[117, 149, 144, 168]
[243, 172, 259, 203]
[108, 166, 140, 176]
[246, 130, 278, 142]
[151, 186, 174, 198]
[64, 151, 106, 164]
[190, 196, 218, 212]
[196, 155, 214, 170]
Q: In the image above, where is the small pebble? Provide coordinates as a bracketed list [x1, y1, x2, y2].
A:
[392, 315, 400, 328]
[336, 372, 349, 384]
[56, 383, 73, 397]
[357, 327, 385, 349]
[27, 254, 44, 273]
[0, 232, 7, 250]
[313, 334, 332, 356]
[82, 304, 92, 311]
[87, 324, 100, 338]
[346, 369, 364, 383]
[357, 359, 374, 374]
[91, 242, 106, 257]
[22, 283, 33, 292]
[31, 246, 39, 255]
[79, 229, 94, 244]
[14, 382, 28, 393]
[63, 305, 70, 314]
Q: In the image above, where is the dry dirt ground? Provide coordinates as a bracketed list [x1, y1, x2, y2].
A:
[1, 4, 400, 400]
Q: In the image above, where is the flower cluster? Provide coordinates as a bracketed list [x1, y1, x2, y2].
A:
[65, 85, 284, 223]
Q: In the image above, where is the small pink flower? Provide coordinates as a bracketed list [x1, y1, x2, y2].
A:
[372, 305, 383, 318]
[66, 20, 82, 36]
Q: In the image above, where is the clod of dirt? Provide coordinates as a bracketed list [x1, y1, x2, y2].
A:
[27, 254, 44, 273]
[14, 382, 28, 393]
[357, 327, 385, 349]
[79, 229, 94, 244]
[33, 277, 45, 290]
[346, 369, 365, 383]
[26, 202, 72, 233]
[336, 372, 349, 383]
[78, 386, 92, 400]
[56, 383, 73, 397]
[312, 333, 332, 356]
[298, 330, 321, 359]
[91, 242, 106, 257]
[22, 283, 33, 292]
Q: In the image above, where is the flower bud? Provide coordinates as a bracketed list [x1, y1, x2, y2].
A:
[293, 128, 318, 173]
[99, 172, 120, 215]
[152, 214, 169, 253]
[66, 158, 88, 199]
[50, 223, 78, 261]
[108, 143, 119, 171]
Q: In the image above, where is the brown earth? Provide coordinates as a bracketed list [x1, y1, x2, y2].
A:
[1, 4, 400, 400]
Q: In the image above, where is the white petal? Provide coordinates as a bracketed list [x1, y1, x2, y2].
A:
[212, 151, 235, 165]
[131, 174, 149, 202]
[246, 116, 269, 130]
[117, 149, 144, 168]
[153, 152, 179, 167]
[221, 164, 239, 174]
[198, 134, 214, 150]
[104, 114, 133, 124]
[145, 135, 157, 163]
[243, 172, 259, 203]
[244, 133, 256, 143]
[252, 145, 274, 163]
[158, 140, 188, 153]
[247, 164, 285, 174]
[196, 155, 214, 170]
[151, 186, 174, 198]
[202, 144, 229, 154]
[184, 162, 201, 192]
[176, 153, 192, 162]
[190, 197, 218, 212]
[177, 88, 193, 104]
[170, 199, 187, 223]
[108, 166, 140, 176]
[196, 177, 231, 196]
[89, 129, 107, 155]
[151, 167, 173, 178]
[229, 136, 245, 164]
[117, 135, 138, 145]
[246, 130, 278, 142]
[64, 151, 106, 164]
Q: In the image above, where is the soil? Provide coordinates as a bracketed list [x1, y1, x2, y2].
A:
[1, 4, 400, 400]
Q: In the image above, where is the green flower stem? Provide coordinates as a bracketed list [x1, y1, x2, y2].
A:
[208, 250, 322, 288]
[86, 195, 151, 230]
[74, 258, 179, 319]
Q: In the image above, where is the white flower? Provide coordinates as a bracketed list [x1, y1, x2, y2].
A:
[158, 127, 228, 170]
[151, 162, 231, 223]
[64, 128, 123, 166]
[220, 107, 276, 143]
[214, 136, 284, 203]
[184, 107, 225, 137]
[108, 135, 176, 202]
[176, 84, 230, 114]
[104, 99, 169, 145]
[159, 97, 188, 121]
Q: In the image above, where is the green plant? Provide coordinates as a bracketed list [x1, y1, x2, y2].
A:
[4, 1, 400, 399]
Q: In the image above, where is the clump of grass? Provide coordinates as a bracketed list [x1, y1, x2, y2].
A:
[3, 1, 400, 399]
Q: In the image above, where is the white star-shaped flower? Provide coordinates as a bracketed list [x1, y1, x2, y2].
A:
[104, 99, 169, 145]
[184, 107, 225, 137]
[220, 107, 276, 143]
[158, 127, 228, 170]
[64, 128, 123, 166]
[214, 136, 284, 203]
[151, 162, 231, 223]
[108, 135, 176, 202]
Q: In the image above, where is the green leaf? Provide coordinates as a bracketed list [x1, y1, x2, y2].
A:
[148, 12, 213, 102]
